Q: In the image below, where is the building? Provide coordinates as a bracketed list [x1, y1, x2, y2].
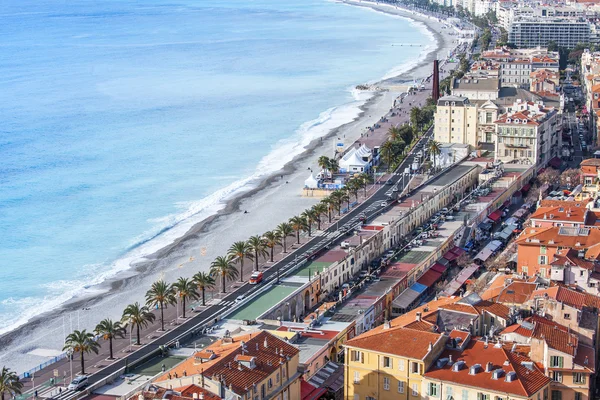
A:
[508, 17, 591, 48]
[131, 385, 221, 400]
[434, 96, 479, 147]
[529, 202, 595, 227]
[494, 99, 561, 166]
[482, 48, 559, 87]
[153, 331, 302, 400]
[550, 249, 600, 294]
[530, 69, 560, 95]
[580, 158, 600, 198]
[452, 76, 500, 101]
[515, 226, 600, 277]
[343, 325, 446, 400]
[422, 337, 551, 400]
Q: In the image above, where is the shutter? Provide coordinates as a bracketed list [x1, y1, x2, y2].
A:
[360, 352, 364, 364]
[426, 384, 430, 396]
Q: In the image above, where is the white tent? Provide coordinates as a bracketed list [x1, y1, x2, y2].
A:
[304, 173, 319, 189]
[340, 150, 369, 172]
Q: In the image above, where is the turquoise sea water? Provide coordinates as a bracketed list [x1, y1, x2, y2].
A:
[0, 0, 430, 335]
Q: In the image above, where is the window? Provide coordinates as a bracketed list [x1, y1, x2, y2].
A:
[428, 383, 439, 397]
[575, 394, 582, 400]
[552, 371, 562, 382]
[383, 377, 390, 391]
[580, 270, 585, 277]
[539, 255, 547, 265]
[551, 390, 562, 400]
[550, 356, 564, 368]
[398, 381, 405, 393]
[268, 378, 273, 389]
[411, 362, 420, 374]
[276, 372, 280, 383]
[564, 313, 571, 320]
[354, 370, 361, 383]
[399, 359, 405, 371]
[383, 356, 392, 368]
[351, 350, 364, 363]
[447, 387, 453, 397]
[462, 389, 469, 400]
[540, 268, 546, 278]
[573, 372, 586, 384]
[477, 393, 490, 400]
[412, 383, 419, 396]
[541, 246, 547, 254]
[367, 397, 377, 400]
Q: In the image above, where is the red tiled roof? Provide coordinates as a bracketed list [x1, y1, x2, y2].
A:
[532, 319, 578, 356]
[551, 249, 596, 270]
[176, 385, 221, 400]
[497, 281, 538, 304]
[345, 326, 445, 360]
[424, 340, 550, 397]
[574, 344, 596, 372]
[502, 324, 533, 338]
[530, 204, 589, 224]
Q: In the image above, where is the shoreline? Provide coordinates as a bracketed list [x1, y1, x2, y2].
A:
[0, 0, 460, 373]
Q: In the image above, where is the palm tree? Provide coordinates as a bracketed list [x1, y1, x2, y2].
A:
[62, 330, 100, 375]
[276, 222, 294, 253]
[346, 179, 360, 202]
[428, 140, 442, 171]
[411, 107, 423, 133]
[192, 271, 216, 306]
[312, 203, 327, 230]
[358, 173, 372, 197]
[210, 255, 238, 293]
[0, 367, 22, 400]
[328, 158, 339, 175]
[262, 231, 281, 262]
[329, 191, 344, 216]
[388, 125, 401, 141]
[94, 319, 125, 360]
[340, 188, 351, 210]
[321, 197, 334, 223]
[173, 277, 199, 318]
[301, 210, 317, 237]
[145, 280, 176, 332]
[122, 302, 155, 346]
[247, 235, 269, 271]
[317, 156, 330, 177]
[228, 241, 254, 282]
[399, 125, 414, 146]
[289, 216, 307, 245]
[381, 140, 395, 171]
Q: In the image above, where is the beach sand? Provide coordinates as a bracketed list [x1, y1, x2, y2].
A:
[0, 1, 460, 372]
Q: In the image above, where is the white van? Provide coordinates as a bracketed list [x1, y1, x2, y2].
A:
[68, 375, 88, 391]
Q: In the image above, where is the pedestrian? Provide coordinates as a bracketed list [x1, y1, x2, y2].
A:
[35, 390, 38, 399]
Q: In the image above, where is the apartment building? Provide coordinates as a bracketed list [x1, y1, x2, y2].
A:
[581, 50, 600, 144]
[422, 338, 551, 400]
[434, 96, 478, 147]
[343, 326, 446, 400]
[515, 226, 600, 277]
[452, 76, 500, 100]
[530, 69, 560, 94]
[509, 17, 590, 49]
[529, 202, 595, 227]
[494, 99, 560, 166]
[481, 48, 559, 87]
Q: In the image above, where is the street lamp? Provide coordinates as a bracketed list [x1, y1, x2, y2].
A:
[66, 349, 73, 384]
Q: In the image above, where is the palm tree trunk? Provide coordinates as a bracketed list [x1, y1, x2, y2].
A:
[254, 251, 259, 271]
[80, 351, 85, 375]
[160, 303, 165, 331]
[109, 337, 114, 359]
[201, 287, 206, 306]
[182, 297, 187, 318]
[136, 324, 141, 345]
[317, 219, 321, 230]
[308, 223, 312, 237]
[328, 210, 332, 223]
[239, 259, 244, 282]
[283, 238, 287, 253]
[270, 247, 274, 262]
[221, 275, 226, 293]
[2, 390, 5, 400]
[296, 230, 300, 244]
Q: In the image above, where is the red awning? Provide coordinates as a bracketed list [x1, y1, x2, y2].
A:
[450, 246, 466, 256]
[502, 200, 510, 208]
[417, 269, 442, 288]
[487, 210, 502, 222]
[443, 250, 459, 262]
[521, 184, 531, 193]
[431, 263, 448, 274]
[549, 157, 561, 169]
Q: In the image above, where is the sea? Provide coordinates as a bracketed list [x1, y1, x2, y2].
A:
[0, 0, 431, 338]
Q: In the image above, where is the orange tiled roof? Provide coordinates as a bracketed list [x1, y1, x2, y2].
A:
[530, 286, 600, 310]
[516, 227, 600, 254]
[497, 281, 539, 304]
[474, 301, 512, 320]
[530, 204, 589, 224]
[581, 158, 600, 167]
[345, 326, 445, 360]
[551, 249, 597, 271]
[424, 340, 550, 397]
[532, 319, 578, 356]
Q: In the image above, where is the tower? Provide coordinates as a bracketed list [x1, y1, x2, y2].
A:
[432, 59, 440, 102]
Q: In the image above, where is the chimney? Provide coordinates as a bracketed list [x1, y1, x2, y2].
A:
[192, 393, 198, 400]
[264, 338, 268, 348]
[199, 395, 204, 400]
[448, 354, 453, 365]
[416, 312, 422, 322]
[384, 319, 391, 329]
[428, 342, 433, 352]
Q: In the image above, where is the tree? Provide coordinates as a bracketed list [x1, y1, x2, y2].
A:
[321, 197, 335, 223]
[192, 271, 215, 306]
[317, 156, 330, 172]
[455, 253, 472, 269]
[381, 140, 395, 171]
[63, 330, 100, 375]
[289, 216, 308, 245]
[428, 140, 442, 171]
[312, 203, 328, 230]
[247, 235, 269, 271]
[122, 302, 155, 346]
[357, 173, 372, 197]
[262, 231, 281, 262]
[276, 222, 294, 252]
[329, 191, 344, 216]
[346, 179, 361, 202]
[399, 125, 414, 146]
[145, 279, 176, 332]
[94, 319, 126, 360]
[328, 158, 339, 175]
[538, 169, 560, 186]
[301, 209, 317, 237]
[0, 367, 22, 400]
[228, 241, 254, 282]
[410, 107, 424, 133]
[560, 168, 581, 188]
[172, 277, 199, 318]
[210, 255, 238, 293]
[526, 183, 542, 203]
[547, 40, 558, 52]
[388, 125, 401, 141]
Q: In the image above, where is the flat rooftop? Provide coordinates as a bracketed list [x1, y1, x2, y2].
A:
[227, 283, 301, 321]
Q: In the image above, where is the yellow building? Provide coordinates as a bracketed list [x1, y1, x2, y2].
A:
[434, 95, 479, 148]
[153, 331, 301, 400]
[422, 337, 551, 400]
[343, 324, 446, 400]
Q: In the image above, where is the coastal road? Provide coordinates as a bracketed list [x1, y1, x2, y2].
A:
[23, 117, 435, 400]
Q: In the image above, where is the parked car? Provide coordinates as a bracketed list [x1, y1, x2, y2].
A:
[235, 295, 246, 303]
[68, 376, 88, 391]
[249, 271, 263, 285]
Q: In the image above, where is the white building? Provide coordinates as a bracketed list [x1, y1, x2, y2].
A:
[508, 17, 590, 48]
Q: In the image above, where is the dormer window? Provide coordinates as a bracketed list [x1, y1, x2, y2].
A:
[452, 102, 456, 106]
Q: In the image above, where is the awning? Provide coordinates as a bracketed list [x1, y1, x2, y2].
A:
[443, 250, 459, 262]
[502, 199, 510, 208]
[431, 263, 448, 273]
[442, 264, 480, 296]
[479, 222, 493, 231]
[521, 184, 531, 193]
[513, 208, 528, 219]
[487, 210, 502, 222]
[488, 240, 503, 251]
[549, 157, 561, 169]
[450, 246, 466, 256]
[393, 288, 422, 310]
[411, 282, 428, 294]
[437, 257, 450, 266]
[474, 247, 494, 262]
[417, 269, 442, 287]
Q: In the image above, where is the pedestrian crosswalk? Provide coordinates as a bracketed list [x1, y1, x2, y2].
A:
[219, 300, 235, 307]
[36, 386, 79, 400]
